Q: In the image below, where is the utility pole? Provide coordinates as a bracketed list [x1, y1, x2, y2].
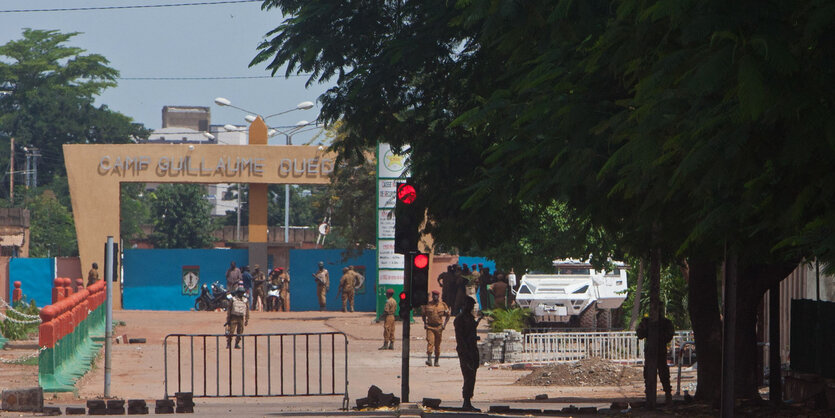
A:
[24, 147, 31, 188]
[32, 147, 40, 187]
[9, 137, 13, 204]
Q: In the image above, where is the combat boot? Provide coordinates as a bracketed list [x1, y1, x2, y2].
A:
[425, 354, 432, 366]
[665, 392, 672, 406]
[388, 342, 394, 350]
[434, 357, 439, 367]
[378, 342, 388, 350]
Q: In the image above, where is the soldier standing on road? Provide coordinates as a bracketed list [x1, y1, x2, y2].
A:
[379, 288, 396, 350]
[422, 290, 450, 367]
[490, 274, 509, 309]
[339, 267, 357, 312]
[226, 261, 241, 292]
[252, 265, 266, 311]
[225, 284, 250, 349]
[454, 296, 483, 411]
[241, 266, 254, 308]
[636, 313, 675, 405]
[438, 265, 456, 308]
[86, 262, 100, 287]
[278, 267, 291, 311]
[312, 261, 330, 311]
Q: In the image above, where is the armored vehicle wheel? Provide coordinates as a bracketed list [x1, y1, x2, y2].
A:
[596, 308, 611, 330]
[579, 301, 598, 329]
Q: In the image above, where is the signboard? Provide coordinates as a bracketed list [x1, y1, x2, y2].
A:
[378, 239, 405, 269]
[377, 209, 395, 239]
[182, 265, 200, 295]
[378, 179, 398, 209]
[377, 143, 410, 178]
[378, 270, 405, 285]
[376, 142, 409, 294]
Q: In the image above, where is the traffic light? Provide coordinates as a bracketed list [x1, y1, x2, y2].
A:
[410, 252, 429, 307]
[398, 291, 411, 320]
[394, 181, 420, 254]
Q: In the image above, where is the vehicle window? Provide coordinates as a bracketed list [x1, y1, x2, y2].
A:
[556, 267, 590, 275]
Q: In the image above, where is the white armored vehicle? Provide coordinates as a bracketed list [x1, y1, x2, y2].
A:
[513, 259, 628, 329]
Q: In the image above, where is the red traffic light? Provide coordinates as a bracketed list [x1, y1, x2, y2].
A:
[397, 183, 417, 205]
[413, 253, 429, 269]
[399, 291, 407, 300]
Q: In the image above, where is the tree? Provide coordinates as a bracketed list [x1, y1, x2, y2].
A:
[28, 191, 77, 257]
[120, 183, 150, 244]
[310, 146, 376, 253]
[254, 0, 835, 402]
[149, 184, 218, 249]
[0, 29, 149, 186]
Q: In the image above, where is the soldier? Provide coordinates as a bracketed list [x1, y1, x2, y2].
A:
[422, 290, 450, 367]
[490, 273, 509, 309]
[225, 284, 250, 349]
[226, 261, 241, 292]
[379, 288, 396, 350]
[636, 313, 675, 405]
[479, 267, 494, 310]
[252, 265, 267, 311]
[438, 265, 456, 308]
[278, 267, 291, 312]
[338, 267, 354, 312]
[312, 261, 329, 311]
[241, 265, 253, 308]
[454, 296, 483, 411]
[87, 262, 100, 287]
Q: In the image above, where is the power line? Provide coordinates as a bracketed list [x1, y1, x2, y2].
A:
[0, 0, 261, 14]
[119, 75, 313, 80]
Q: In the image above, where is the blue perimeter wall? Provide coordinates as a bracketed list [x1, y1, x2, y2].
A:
[123, 248, 248, 311]
[288, 249, 377, 312]
[122, 248, 377, 312]
[9, 258, 54, 307]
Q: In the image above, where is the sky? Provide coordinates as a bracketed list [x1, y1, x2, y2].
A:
[0, 0, 332, 145]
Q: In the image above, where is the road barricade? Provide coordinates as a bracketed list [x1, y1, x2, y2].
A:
[38, 279, 106, 392]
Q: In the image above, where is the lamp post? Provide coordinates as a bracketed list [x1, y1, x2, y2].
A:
[214, 97, 315, 248]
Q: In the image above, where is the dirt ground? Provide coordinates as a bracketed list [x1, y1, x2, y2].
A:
[2, 309, 688, 414]
[516, 358, 644, 387]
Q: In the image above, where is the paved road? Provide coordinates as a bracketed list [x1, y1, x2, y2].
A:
[31, 309, 656, 416]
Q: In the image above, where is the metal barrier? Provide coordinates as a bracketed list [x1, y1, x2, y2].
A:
[523, 330, 694, 364]
[163, 332, 349, 409]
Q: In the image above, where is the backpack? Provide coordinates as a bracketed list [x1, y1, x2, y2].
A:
[230, 298, 247, 317]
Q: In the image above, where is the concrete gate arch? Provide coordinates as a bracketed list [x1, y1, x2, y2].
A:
[63, 118, 334, 308]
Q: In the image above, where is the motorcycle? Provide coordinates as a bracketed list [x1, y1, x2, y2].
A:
[266, 283, 283, 312]
[195, 281, 230, 311]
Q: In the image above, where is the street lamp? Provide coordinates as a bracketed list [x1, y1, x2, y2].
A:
[214, 97, 316, 244]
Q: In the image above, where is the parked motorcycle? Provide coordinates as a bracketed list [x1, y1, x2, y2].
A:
[195, 281, 230, 311]
[266, 283, 283, 312]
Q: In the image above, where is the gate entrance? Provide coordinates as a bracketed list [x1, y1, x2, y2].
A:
[163, 332, 349, 409]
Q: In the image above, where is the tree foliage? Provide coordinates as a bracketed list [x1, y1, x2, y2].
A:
[0, 29, 149, 185]
[149, 184, 218, 249]
[28, 191, 77, 257]
[255, 0, 835, 401]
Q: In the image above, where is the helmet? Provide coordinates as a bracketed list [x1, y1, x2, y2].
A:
[318, 261, 324, 268]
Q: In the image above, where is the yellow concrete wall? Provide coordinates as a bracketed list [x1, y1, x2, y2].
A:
[63, 143, 335, 308]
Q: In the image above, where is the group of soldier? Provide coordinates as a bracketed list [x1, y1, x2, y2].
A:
[378, 262, 501, 411]
[225, 261, 291, 312]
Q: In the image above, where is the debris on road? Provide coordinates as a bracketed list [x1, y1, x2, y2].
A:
[515, 357, 642, 386]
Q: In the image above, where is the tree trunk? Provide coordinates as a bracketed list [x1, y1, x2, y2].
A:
[629, 258, 645, 331]
[687, 258, 722, 402]
[645, 248, 661, 407]
[733, 262, 798, 399]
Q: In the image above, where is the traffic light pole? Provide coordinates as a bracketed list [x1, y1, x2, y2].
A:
[401, 252, 413, 403]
